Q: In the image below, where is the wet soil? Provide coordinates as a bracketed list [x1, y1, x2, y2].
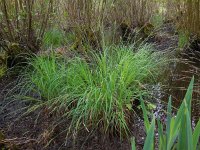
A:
[163, 48, 200, 122]
[149, 23, 200, 123]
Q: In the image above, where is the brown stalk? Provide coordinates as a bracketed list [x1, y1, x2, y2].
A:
[1, 0, 14, 41]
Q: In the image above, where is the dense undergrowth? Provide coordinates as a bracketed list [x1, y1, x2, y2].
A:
[0, 0, 199, 68]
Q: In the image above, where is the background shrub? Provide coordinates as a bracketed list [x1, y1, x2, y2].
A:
[0, 0, 55, 67]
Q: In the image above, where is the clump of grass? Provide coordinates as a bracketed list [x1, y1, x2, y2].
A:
[26, 55, 68, 100]
[178, 30, 189, 49]
[43, 29, 66, 48]
[17, 54, 71, 116]
[150, 14, 164, 29]
[66, 44, 166, 137]
[19, 44, 167, 139]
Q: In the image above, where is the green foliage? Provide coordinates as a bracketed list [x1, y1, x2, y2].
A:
[43, 29, 66, 48]
[150, 14, 164, 29]
[0, 66, 6, 78]
[0, 50, 7, 78]
[178, 31, 189, 49]
[131, 137, 137, 150]
[26, 55, 68, 100]
[132, 77, 200, 150]
[143, 116, 155, 150]
[66, 44, 165, 136]
[19, 44, 167, 138]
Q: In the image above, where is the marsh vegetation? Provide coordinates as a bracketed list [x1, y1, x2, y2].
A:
[0, 0, 200, 149]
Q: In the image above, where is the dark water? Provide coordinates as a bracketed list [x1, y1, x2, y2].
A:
[163, 49, 200, 122]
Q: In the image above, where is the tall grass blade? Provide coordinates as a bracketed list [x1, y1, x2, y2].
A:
[140, 97, 150, 132]
[143, 116, 155, 150]
[168, 77, 194, 149]
[193, 120, 200, 150]
[131, 137, 137, 150]
[183, 76, 194, 117]
[157, 119, 166, 150]
[186, 108, 193, 150]
[166, 96, 172, 147]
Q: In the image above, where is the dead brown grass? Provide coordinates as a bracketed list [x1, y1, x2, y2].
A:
[166, 0, 200, 37]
